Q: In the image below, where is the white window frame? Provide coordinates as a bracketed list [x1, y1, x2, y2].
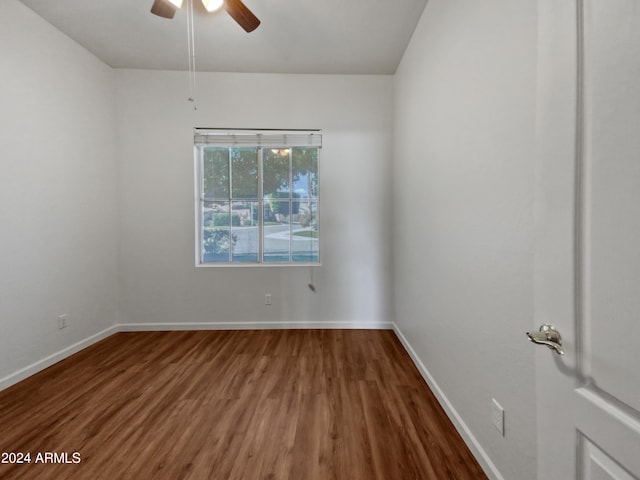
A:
[194, 128, 322, 267]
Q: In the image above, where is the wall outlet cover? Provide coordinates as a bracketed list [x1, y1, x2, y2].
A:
[492, 398, 505, 436]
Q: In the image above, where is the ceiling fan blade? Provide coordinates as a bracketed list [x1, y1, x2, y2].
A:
[151, 0, 177, 19]
[224, 0, 261, 32]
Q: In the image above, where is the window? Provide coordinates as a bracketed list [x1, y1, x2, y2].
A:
[194, 129, 321, 266]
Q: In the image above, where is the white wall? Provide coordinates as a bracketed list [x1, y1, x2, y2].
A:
[116, 70, 393, 328]
[0, 1, 118, 383]
[393, 1, 538, 479]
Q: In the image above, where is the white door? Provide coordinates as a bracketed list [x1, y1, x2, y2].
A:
[534, 0, 640, 479]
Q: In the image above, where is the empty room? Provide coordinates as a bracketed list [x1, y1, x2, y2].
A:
[1, 0, 638, 479]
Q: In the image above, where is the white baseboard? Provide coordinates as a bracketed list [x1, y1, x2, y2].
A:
[0, 324, 119, 392]
[117, 321, 394, 331]
[391, 322, 505, 480]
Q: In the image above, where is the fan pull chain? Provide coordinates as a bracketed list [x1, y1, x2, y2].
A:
[186, 0, 197, 110]
[308, 266, 316, 292]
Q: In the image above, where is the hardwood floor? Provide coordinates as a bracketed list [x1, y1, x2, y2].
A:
[0, 330, 487, 480]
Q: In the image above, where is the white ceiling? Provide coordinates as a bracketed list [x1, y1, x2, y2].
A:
[19, 0, 428, 74]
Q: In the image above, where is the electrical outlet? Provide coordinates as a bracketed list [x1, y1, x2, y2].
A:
[58, 314, 68, 330]
[265, 294, 272, 305]
[492, 398, 504, 436]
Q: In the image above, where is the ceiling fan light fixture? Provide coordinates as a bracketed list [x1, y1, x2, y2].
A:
[202, 0, 224, 12]
[150, 0, 260, 32]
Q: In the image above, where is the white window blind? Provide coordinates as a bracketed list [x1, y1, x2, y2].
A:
[194, 128, 322, 148]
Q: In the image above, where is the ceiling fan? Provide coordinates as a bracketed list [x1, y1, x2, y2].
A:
[150, 0, 260, 33]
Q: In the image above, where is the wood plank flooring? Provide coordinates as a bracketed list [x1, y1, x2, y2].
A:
[0, 330, 487, 480]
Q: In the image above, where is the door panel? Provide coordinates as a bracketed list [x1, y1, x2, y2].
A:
[581, 437, 638, 480]
[535, 0, 640, 479]
[585, 0, 640, 413]
[575, 389, 640, 477]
